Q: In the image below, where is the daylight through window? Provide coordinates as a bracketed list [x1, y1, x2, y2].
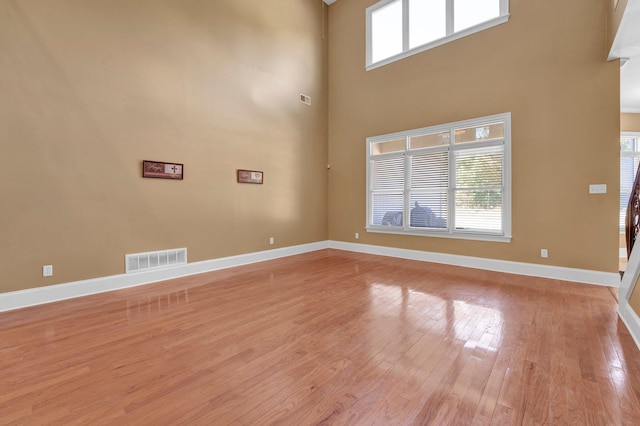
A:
[367, 0, 509, 69]
[366, 113, 511, 242]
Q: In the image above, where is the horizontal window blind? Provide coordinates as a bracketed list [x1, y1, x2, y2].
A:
[366, 113, 511, 241]
[372, 156, 405, 191]
[411, 151, 448, 189]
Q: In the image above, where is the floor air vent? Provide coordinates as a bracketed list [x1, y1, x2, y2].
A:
[126, 248, 187, 274]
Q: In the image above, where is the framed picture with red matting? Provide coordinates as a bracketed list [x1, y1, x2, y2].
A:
[237, 169, 263, 184]
[143, 160, 184, 180]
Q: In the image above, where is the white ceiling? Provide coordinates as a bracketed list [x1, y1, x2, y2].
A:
[614, 0, 640, 112]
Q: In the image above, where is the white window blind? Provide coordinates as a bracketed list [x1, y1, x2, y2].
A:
[367, 113, 511, 242]
[372, 156, 405, 226]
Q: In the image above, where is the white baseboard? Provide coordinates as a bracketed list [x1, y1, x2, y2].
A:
[0, 241, 329, 313]
[328, 241, 621, 287]
[0, 239, 621, 313]
[619, 301, 640, 351]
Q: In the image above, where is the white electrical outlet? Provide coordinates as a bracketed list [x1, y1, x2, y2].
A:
[43, 265, 53, 277]
[540, 249, 548, 258]
[589, 184, 607, 194]
[355, 232, 359, 239]
[269, 237, 274, 245]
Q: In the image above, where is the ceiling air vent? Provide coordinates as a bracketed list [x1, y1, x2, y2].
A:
[126, 248, 187, 274]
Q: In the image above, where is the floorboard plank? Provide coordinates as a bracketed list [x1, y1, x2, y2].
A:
[0, 249, 639, 424]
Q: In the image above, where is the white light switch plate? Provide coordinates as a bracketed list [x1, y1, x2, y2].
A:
[589, 184, 607, 194]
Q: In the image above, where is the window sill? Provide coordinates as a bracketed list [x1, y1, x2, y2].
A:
[366, 14, 510, 72]
[366, 226, 512, 243]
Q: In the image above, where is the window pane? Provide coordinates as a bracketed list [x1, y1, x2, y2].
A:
[366, 113, 510, 239]
[372, 156, 405, 190]
[409, 0, 446, 49]
[372, 138, 405, 155]
[620, 155, 640, 231]
[410, 131, 450, 149]
[411, 151, 448, 188]
[621, 137, 635, 152]
[371, 0, 403, 63]
[621, 156, 639, 193]
[454, 0, 500, 32]
[455, 190, 502, 232]
[372, 194, 404, 226]
[455, 148, 503, 189]
[454, 122, 504, 144]
[621, 191, 631, 232]
[409, 194, 447, 228]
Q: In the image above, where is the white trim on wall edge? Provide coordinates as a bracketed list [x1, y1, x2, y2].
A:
[0, 241, 329, 313]
[618, 236, 640, 351]
[328, 241, 621, 288]
[618, 301, 640, 351]
[0, 240, 621, 313]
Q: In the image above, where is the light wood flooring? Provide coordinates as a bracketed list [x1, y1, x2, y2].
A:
[1, 249, 640, 425]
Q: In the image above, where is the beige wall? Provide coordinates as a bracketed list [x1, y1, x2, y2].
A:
[327, 0, 620, 272]
[0, 0, 328, 293]
[622, 113, 640, 132]
[0, 0, 622, 296]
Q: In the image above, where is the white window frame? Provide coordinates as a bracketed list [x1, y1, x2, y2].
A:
[366, 112, 512, 242]
[366, 0, 510, 70]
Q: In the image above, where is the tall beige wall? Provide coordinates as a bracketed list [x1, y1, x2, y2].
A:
[0, 0, 328, 293]
[327, 0, 620, 272]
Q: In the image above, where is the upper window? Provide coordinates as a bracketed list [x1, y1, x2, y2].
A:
[366, 113, 511, 242]
[366, 0, 509, 69]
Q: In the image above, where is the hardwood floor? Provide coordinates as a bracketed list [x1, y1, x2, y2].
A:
[1, 249, 639, 425]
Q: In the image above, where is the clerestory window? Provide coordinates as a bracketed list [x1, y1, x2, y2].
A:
[366, 0, 510, 69]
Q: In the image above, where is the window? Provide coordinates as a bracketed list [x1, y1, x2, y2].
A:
[621, 133, 640, 233]
[366, 113, 511, 242]
[366, 0, 509, 69]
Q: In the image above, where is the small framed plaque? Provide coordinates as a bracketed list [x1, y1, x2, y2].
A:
[237, 169, 263, 184]
[143, 160, 184, 180]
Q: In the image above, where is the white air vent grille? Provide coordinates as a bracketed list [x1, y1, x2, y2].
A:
[126, 248, 187, 273]
[300, 93, 311, 105]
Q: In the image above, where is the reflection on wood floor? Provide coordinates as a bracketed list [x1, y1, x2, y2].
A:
[1, 249, 639, 424]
